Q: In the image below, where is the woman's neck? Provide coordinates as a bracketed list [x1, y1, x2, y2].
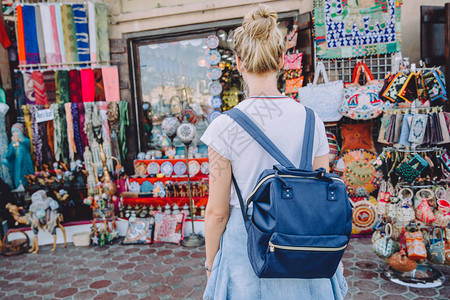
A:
[243, 71, 282, 97]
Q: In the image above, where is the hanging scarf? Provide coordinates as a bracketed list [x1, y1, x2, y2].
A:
[72, 4, 90, 63]
[84, 102, 95, 147]
[40, 4, 59, 64]
[30, 105, 43, 166]
[71, 103, 83, 157]
[16, 6, 27, 65]
[69, 70, 82, 103]
[65, 103, 75, 161]
[32, 71, 48, 105]
[22, 105, 34, 153]
[95, 3, 110, 62]
[88, 2, 97, 63]
[98, 102, 111, 144]
[118, 101, 129, 161]
[77, 102, 88, 150]
[14, 73, 26, 122]
[55, 70, 69, 103]
[22, 5, 40, 64]
[40, 120, 55, 165]
[94, 68, 105, 101]
[23, 72, 36, 104]
[46, 109, 55, 157]
[51, 104, 62, 161]
[54, 4, 66, 64]
[49, 4, 62, 63]
[34, 6, 46, 64]
[61, 5, 78, 63]
[43, 71, 56, 103]
[101, 67, 120, 102]
[80, 68, 95, 102]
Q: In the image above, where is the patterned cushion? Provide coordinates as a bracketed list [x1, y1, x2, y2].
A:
[122, 218, 153, 245]
[153, 212, 186, 245]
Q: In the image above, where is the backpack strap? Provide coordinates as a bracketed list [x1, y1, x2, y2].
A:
[224, 108, 296, 168]
[299, 107, 315, 171]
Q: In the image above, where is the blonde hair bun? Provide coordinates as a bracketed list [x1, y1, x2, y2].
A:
[233, 4, 285, 74]
[242, 4, 277, 40]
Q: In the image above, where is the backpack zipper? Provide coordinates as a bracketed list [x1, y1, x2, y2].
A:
[246, 174, 344, 205]
[268, 241, 347, 253]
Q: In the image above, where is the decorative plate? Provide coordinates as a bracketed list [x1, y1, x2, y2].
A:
[147, 162, 160, 175]
[129, 181, 141, 193]
[207, 66, 222, 80]
[153, 181, 166, 197]
[201, 162, 210, 175]
[160, 161, 174, 177]
[210, 96, 222, 109]
[135, 162, 147, 177]
[209, 81, 223, 96]
[208, 110, 221, 122]
[189, 160, 200, 177]
[207, 50, 221, 65]
[174, 161, 187, 176]
[206, 35, 220, 49]
[351, 199, 377, 234]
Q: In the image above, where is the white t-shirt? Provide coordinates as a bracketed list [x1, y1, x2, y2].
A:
[201, 96, 329, 207]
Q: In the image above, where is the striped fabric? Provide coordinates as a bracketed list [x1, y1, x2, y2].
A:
[32, 71, 48, 105]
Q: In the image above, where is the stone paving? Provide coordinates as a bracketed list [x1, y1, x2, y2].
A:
[0, 237, 449, 299]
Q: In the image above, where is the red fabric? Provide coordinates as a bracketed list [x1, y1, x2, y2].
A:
[16, 6, 26, 65]
[69, 70, 82, 103]
[80, 68, 95, 102]
[122, 197, 208, 208]
[32, 71, 48, 105]
[0, 16, 11, 49]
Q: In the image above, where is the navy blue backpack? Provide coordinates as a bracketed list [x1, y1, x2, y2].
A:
[224, 107, 352, 279]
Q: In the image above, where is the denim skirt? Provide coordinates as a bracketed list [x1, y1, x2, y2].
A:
[203, 207, 348, 300]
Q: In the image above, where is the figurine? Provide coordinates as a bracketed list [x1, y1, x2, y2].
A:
[6, 190, 67, 254]
[2, 123, 34, 189]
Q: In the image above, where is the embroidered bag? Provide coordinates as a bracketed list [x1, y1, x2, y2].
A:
[408, 114, 428, 144]
[433, 199, 450, 227]
[378, 114, 392, 144]
[405, 230, 427, 260]
[389, 229, 417, 272]
[283, 52, 302, 70]
[298, 62, 343, 122]
[382, 72, 409, 103]
[373, 224, 399, 258]
[415, 196, 436, 224]
[427, 228, 446, 264]
[398, 114, 412, 146]
[285, 77, 303, 94]
[395, 161, 420, 182]
[396, 188, 415, 224]
[326, 131, 339, 164]
[341, 123, 376, 153]
[423, 69, 447, 102]
[340, 62, 384, 120]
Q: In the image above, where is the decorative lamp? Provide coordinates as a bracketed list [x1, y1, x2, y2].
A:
[177, 117, 205, 247]
[161, 115, 180, 141]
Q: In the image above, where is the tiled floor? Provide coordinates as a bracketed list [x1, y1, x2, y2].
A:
[0, 237, 449, 299]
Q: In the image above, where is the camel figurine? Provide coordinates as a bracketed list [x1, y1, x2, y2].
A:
[6, 190, 67, 254]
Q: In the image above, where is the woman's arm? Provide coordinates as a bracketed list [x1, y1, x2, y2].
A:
[204, 147, 231, 279]
[313, 153, 329, 172]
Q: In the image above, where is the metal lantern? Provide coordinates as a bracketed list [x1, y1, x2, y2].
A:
[176, 117, 197, 145]
[161, 115, 180, 140]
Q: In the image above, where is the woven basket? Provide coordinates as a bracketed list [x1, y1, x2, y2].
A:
[72, 232, 91, 247]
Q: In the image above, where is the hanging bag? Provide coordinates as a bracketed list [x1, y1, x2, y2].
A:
[389, 228, 417, 272]
[405, 229, 427, 260]
[340, 62, 384, 120]
[224, 108, 352, 279]
[373, 223, 399, 258]
[298, 62, 344, 122]
[427, 228, 446, 264]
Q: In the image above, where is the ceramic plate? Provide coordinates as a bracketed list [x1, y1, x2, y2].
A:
[154, 181, 166, 197]
[210, 96, 222, 109]
[206, 35, 220, 49]
[147, 162, 160, 175]
[129, 181, 141, 193]
[189, 160, 200, 177]
[209, 81, 223, 96]
[209, 110, 221, 122]
[207, 50, 221, 65]
[201, 162, 210, 175]
[207, 66, 222, 80]
[174, 161, 187, 176]
[135, 162, 147, 177]
[160, 161, 174, 177]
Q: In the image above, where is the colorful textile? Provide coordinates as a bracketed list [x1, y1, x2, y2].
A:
[71, 103, 83, 157]
[98, 102, 111, 144]
[54, 4, 66, 63]
[40, 121, 55, 164]
[34, 6, 46, 64]
[153, 212, 186, 244]
[14, 73, 26, 121]
[55, 70, 70, 103]
[94, 69, 105, 101]
[43, 71, 56, 103]
[40, 5, 59, 64]
[64, 103, 75, 161]
[32, 71, 48, 105]
[61, 5, 78, 63]
[80, 68, 95, 102]
[88, 2, 97, 62]
[95, 3, 110, 62]
[22, 5, 40, 64]
[69, 70, 82, 103]
[77, 102, 88, 150]
[73, 4, 90, 63]
[49, 5, 62, 63]
[30, 105, 43, 166]
[314, 0, 402, 59]
[0, 13, 11, 49]
[23, 72, 36, 104]
[118, 101, 129, 161]
[16, 6, 27, 65]
[102, 67, 120, 102]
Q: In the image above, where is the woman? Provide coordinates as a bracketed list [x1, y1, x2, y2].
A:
[200, 4, 348, 300]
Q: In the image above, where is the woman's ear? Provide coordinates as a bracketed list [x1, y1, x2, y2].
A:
[236, 56, 243, 73]
[278, 53, 285, 69]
